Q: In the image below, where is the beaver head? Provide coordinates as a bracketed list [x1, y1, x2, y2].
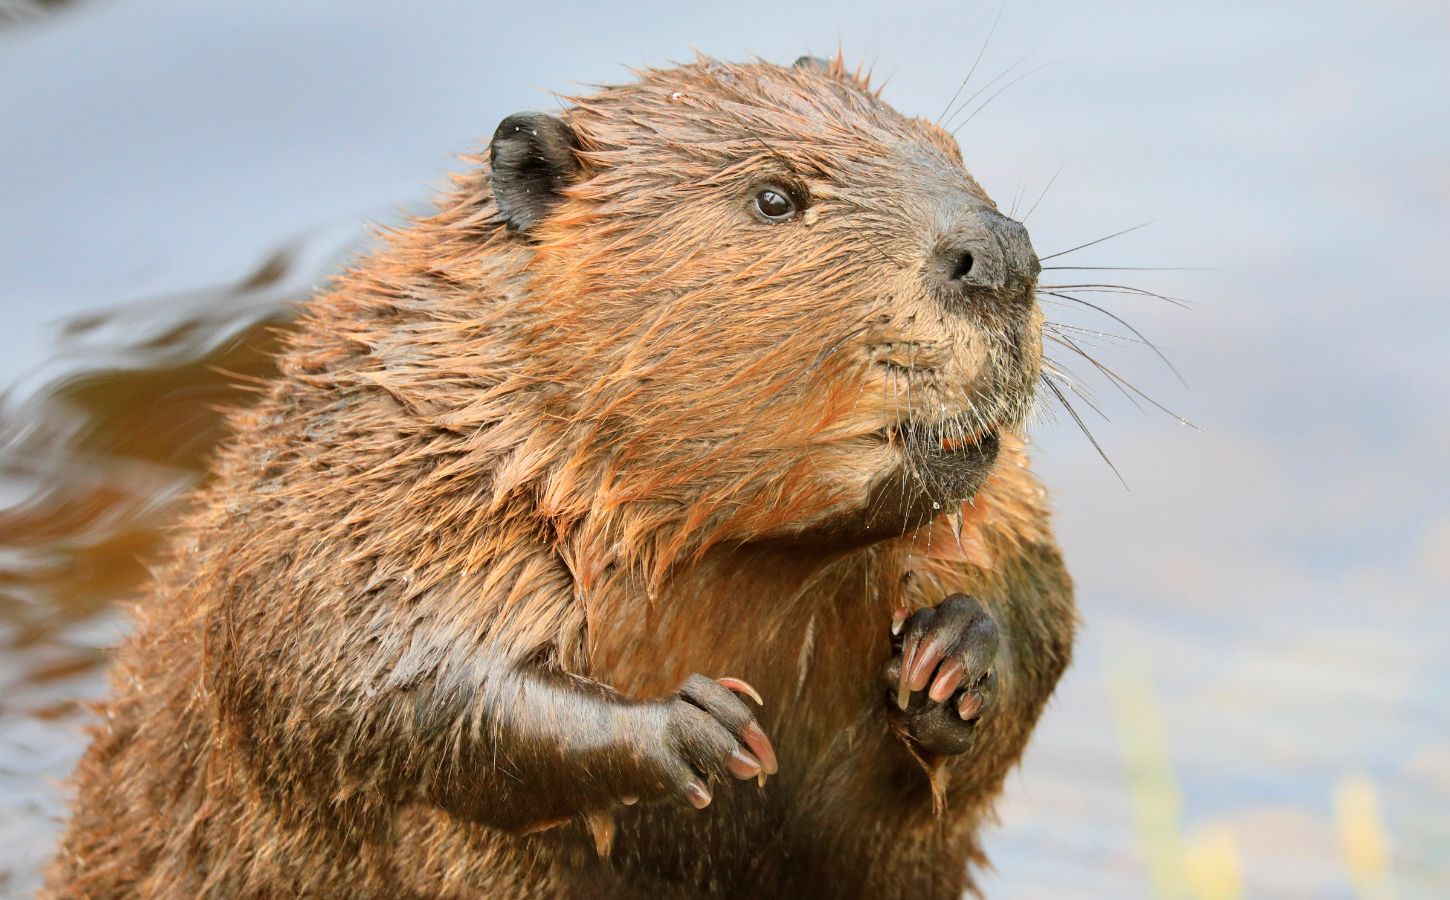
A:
[482, 55, 1042, 557]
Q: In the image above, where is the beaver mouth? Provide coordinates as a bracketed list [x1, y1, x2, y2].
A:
[882, 416, 1000, 460]
[780, 416, 1001, 548]
[878, 414, 1001, 511]
[789, 419, 999, 547]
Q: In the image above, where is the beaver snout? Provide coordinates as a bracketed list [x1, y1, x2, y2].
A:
[928, 209, 1040, 310]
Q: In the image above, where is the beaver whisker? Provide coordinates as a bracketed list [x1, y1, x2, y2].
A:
[943, 43, 1041, 131]
[1045, 333, 1197, 427]
[1038, 289, 1186, 385]
[1039, 374, 1127, 488]
[1044, 320, 1148, 347]
[1008, 180, 1028, 219]
[1021, 159, 1070, 224]
[1041, 265, 1208, 272]
[1048, 342, 1148, 417]
[951, 60, 1061, 136]
[1039, 282, 1194, 309]
[1041, 364, 1112, 423]
[935, 0, 1006, 124]
[1039, 221, 1155, 262]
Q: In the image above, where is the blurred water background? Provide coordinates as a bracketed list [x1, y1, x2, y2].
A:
[2, 1, 1447, 896]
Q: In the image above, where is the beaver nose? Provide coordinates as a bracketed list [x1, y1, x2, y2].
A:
[928, 209, 1040, 307]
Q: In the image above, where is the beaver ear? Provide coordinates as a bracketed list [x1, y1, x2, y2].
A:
[489, 112, 582, 233]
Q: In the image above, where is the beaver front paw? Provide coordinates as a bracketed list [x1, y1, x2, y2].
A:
[883, 594, 999, 756]
[631, 674, 778, 810]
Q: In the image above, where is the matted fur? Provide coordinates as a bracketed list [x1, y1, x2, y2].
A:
[45, 55, 1074, 899]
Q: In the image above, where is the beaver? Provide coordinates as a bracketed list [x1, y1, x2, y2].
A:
[44, 54, 1075, 898]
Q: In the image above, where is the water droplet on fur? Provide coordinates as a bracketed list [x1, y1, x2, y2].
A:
[931, 501, 940, 509]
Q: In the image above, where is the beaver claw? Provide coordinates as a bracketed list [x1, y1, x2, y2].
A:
[884, 594, 999, 756]
[645, 674, 776, 809]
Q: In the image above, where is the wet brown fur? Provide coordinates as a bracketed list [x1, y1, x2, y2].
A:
[46, 56, 1075, 898]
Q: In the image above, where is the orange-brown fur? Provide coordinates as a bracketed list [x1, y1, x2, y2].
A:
[46, 56, 1074, 898]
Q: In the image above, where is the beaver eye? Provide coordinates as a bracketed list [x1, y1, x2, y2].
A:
[753, 188, 797, 222]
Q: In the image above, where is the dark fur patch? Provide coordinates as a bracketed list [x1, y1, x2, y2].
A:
[489, 112, 581, 232]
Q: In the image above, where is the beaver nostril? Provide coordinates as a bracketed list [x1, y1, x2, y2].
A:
[950, 251, 975, 281]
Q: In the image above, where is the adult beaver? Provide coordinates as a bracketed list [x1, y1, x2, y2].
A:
[46, 55, 1074, 898]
